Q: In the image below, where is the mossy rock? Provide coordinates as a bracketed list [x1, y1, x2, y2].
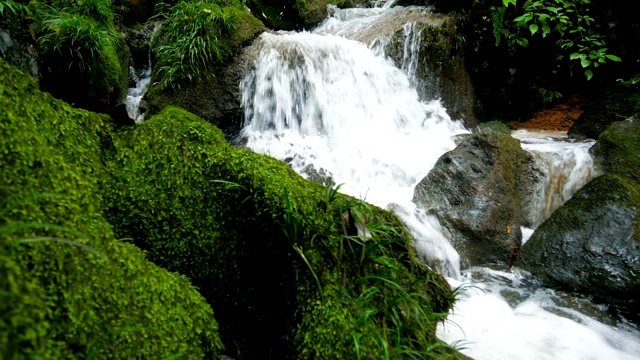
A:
[413, 131, 541, 268]
[0, 58, 223, 359]
[103, 105, 456, 358]
[569, 83, 640, 139]
[517, 174, 640, 311]
[591, 119, 640, 183]
[246, 0, 328, 30]
[146, 7, 266, 134]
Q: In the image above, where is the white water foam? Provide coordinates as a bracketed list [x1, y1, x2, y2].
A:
[125, 61, 152, 123]
[240, 32, 466, 277]
[438, 268, 640, 360]
[512, 130, 597, 227]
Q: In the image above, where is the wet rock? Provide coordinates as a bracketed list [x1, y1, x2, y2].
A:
[413, 126, 542, 267]
[0, 29, 39, 81]
[246, 0, 328, 30]
[382, 10, 475, 127]
[517, 174, 640, 310]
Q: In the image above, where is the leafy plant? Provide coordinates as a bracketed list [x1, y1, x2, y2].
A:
[0, 0, 30, 18]
[152, 0, 238, 88]
[484, 0, 621, 80]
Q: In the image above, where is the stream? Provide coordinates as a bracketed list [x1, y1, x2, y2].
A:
[239, 2, 640, 358]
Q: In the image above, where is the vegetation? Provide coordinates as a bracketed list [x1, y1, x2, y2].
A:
[0, 58, 223, 359]
[101, 105, 456, 358]
[152, 1, 241, 89]
[245, 0, 327, 30]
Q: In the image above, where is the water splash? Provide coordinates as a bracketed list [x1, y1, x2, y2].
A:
[438, 268, 640, 360]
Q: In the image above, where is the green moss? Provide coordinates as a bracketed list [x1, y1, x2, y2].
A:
[593, 120, 640, 184]
[33, 1, 127, 111]
[0, 59, 223, 359]
[104, 106, 456, 358]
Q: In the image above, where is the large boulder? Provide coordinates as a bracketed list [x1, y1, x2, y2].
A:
[0, 59, 223, 359]
[519, 118, 640, 311]
[591, 118, 640, 183]
[413, 123, 542, 267]
[517, 174, 640, 310]
[146, 7, 266, 136]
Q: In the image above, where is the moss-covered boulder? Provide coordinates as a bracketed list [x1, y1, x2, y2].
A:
[146, 6, 266, 135]
[413, 126, 542, 268]
[517, 174, 640, 310]
[0, 59, 223, 359]
[103, 106, 456, 359]
[591, 119, 640, 183]
[568, 83, 640, 139]
[247, 0, 328, 30]
[519, 118, 640, 312]
[33, 2, 129, 113]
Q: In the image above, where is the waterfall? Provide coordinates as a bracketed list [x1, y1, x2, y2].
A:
[124, 58, 152, 123]
[240, 31, 466, 277]
[512, 130, 597, 230]
[238, 4, 640, 359]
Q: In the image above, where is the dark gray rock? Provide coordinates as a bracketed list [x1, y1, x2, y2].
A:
[517, 174, 640, 310]
[413, 128, 542, 267]
[0, 29, 39, 82]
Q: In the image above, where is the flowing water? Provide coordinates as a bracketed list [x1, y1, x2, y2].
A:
[239, 2, 640, 358]
[124, 60, 152, 123]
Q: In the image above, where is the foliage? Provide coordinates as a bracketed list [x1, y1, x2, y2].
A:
[0, 58, 224, 359]
[15, 0, 127, 110]
[469, 0, 620, 81]
[37, 11, 121, 74]
[152, 1, 239, 88]
[0, 0, 30, 19]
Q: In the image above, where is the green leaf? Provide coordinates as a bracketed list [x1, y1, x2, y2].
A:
[529, 23, 539, 35]
[517, 38, 529, 47]
[605, 54, 622, 62]
[581, 57, 591, 68]
[585, 69, 593, 80]
[502, 0, 517, 6]
[570, 52, 582, 60]
[542, 25, 551, 37]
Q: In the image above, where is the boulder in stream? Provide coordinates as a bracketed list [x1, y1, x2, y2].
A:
[518, 174, 640, 310]
[413, 123, 543, 268]
[519, 118, 640, 311]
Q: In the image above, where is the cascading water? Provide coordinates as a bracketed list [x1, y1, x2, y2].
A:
[239, 2, 640, 358]
[124, 59, 152, 122]
[512, 130, 597, 230]
[240, 31, 465, 277]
